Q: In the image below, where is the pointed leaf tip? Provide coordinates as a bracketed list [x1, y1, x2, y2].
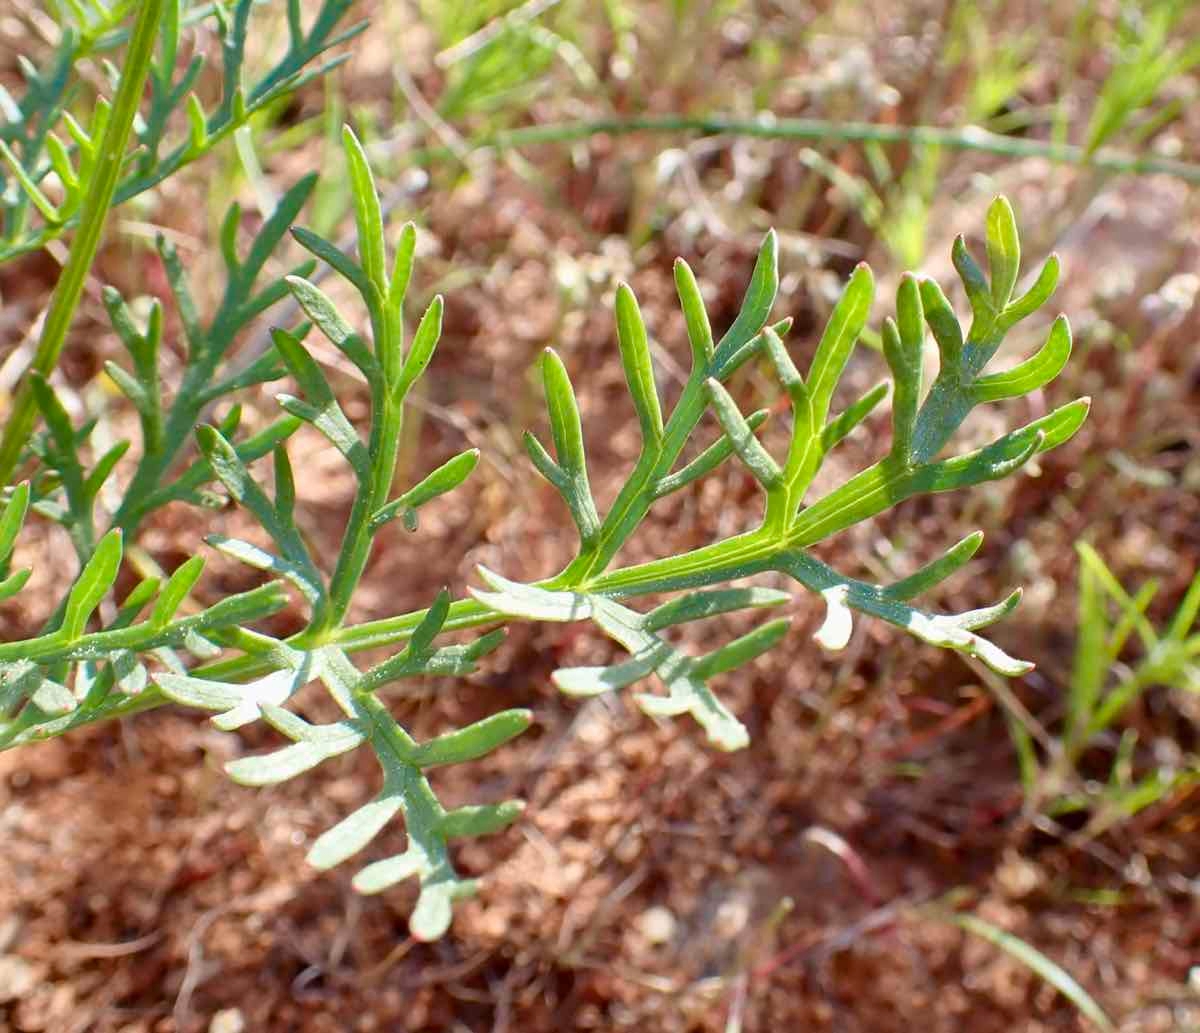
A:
[714, 229, 779, 355]
[674, 256, 714, 364]
[985, 196, 1021, 309]
[341, 123, 386, 289]
[614, 281, 663, 442]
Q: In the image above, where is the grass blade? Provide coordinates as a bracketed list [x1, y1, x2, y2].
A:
[942, 911, 1114, 1031]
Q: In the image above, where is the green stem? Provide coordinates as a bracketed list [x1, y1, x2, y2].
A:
[0, 687, 165, 750]
[323, 316, 407, 632]
[0, 522, 787, 747]
[192, 528, 781, 684]
[0, 0, 164, 484]
[560, 368, 708, 582]
[405, 114, 1200, 185]
[111, 349, 225, 532]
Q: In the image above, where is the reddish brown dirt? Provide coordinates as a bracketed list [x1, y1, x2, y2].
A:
[2, 4, 1200, 1032]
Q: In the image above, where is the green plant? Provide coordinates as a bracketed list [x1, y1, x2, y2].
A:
[1017, 544, 1200, 836]
[422, 0, 593, 121]
[2, 108, 1087, 936]
[1083, 0, 1200, 157]
[0, 0, 362, 261]
[0, 0, 363, 483]
[929, 902, 1115, 1031]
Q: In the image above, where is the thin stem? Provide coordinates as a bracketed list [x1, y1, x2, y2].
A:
[559, 368, 708, 583]
[323, 305, 407, 631]
[190, 528, 780, 685]
[111, 348, 226, 532]
[0, 686, 165, 750]
[0, 0, 165, 483]
[398, 114, 1200, 185]
[324, 393, 404, 629]
[0, 521, 800, 743]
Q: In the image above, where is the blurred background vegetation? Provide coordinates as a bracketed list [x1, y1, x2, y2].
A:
[1, 1, 1198, 1030]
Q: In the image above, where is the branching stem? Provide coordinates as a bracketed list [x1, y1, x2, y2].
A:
[0, 0, 165, 483]
[403, 113, 1200, 185]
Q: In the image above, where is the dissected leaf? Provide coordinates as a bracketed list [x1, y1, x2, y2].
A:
[0, 174, 1092, 952]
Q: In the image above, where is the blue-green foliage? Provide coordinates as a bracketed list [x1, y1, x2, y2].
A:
[1, 121, 1088, 937]
[0, 0, 363, 260]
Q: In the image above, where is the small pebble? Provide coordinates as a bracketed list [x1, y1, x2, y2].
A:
[637, 906, 677, 946]
[209, 1007, 245, 1033]
[0, 956, 37, 1003]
